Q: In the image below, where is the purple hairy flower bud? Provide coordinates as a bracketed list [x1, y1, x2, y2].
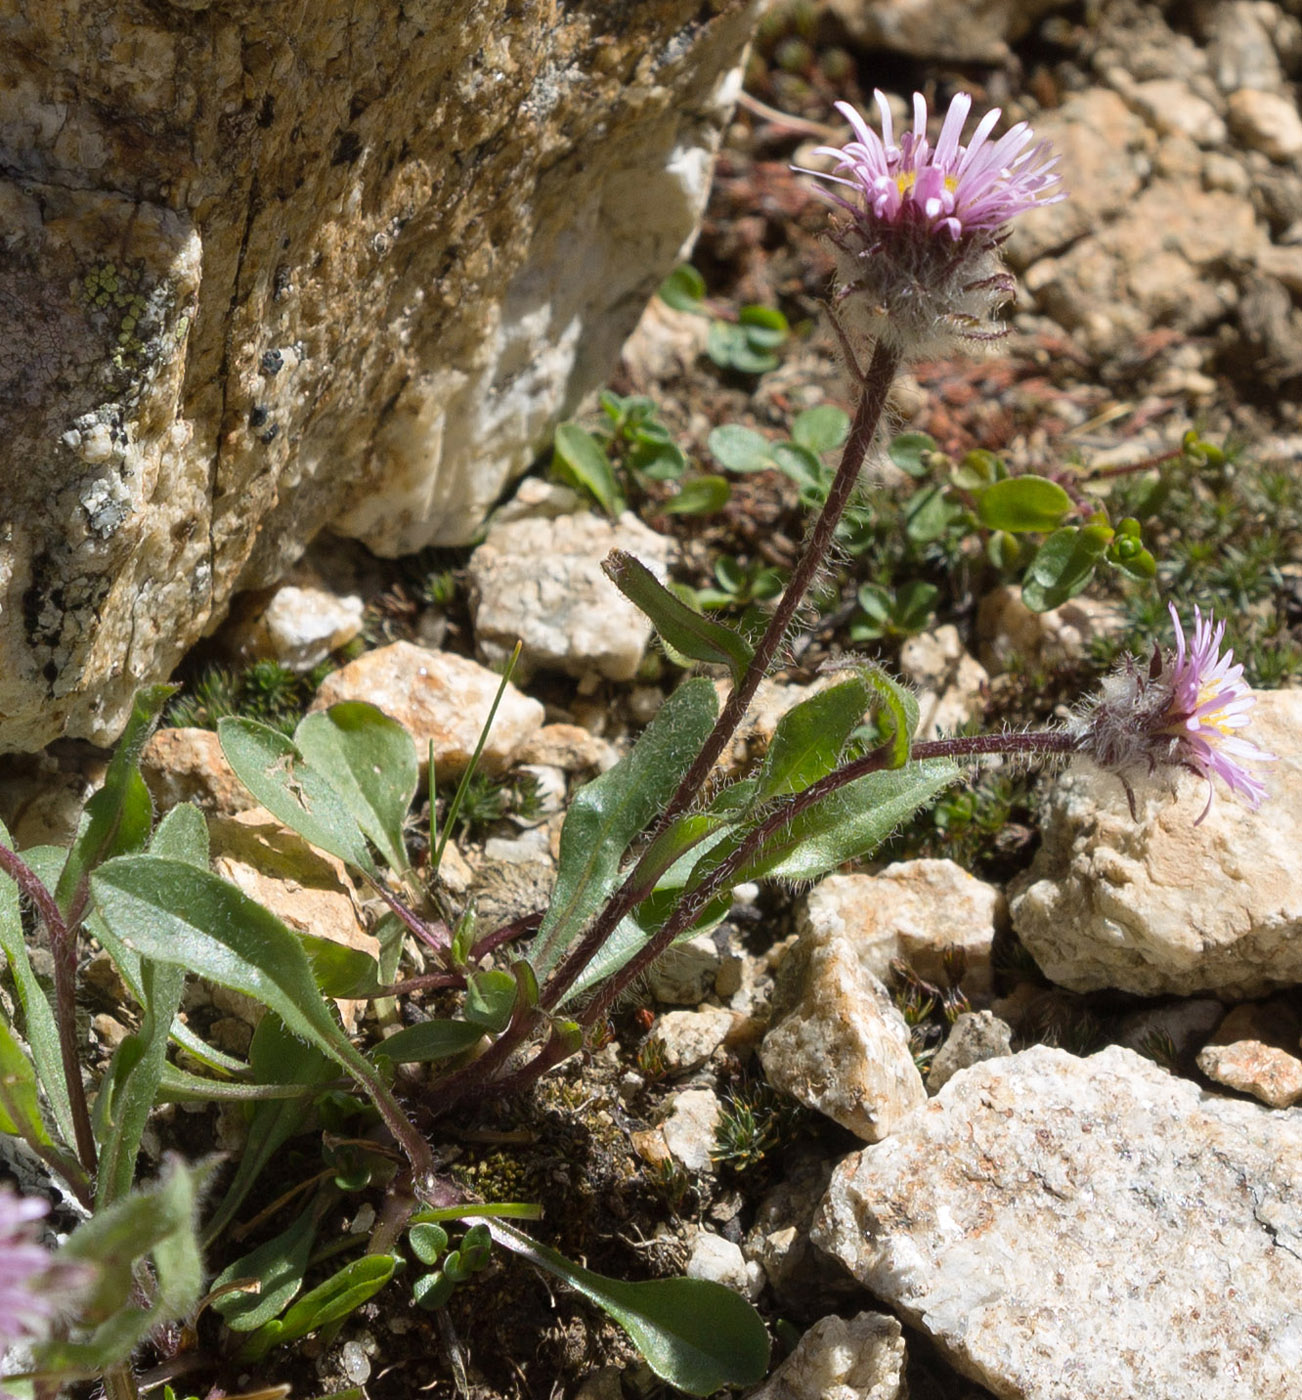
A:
[1068, 603, 1274, 823]
[795, 90, 1064, 358]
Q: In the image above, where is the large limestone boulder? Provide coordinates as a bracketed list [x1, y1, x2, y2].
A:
[0, 1, 758, 752]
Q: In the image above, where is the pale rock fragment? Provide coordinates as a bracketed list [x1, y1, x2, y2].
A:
[1206, 1, 1287, 91]
[926, 1010, 1013, 1092]
[824, 0, 1069, 63]
[648, 931, 721, 1005]
[897, 625, 987, 739]
[685, 1230, 764, 1301]
[798, 861, 1002, 998]
[516, 722, 619, 775]
[235, 584, 365, 672]
[761, 936, 925, 1142]
[813, 1045, 1302, 1400]
[659, 1087, 723, 1173]
[1197, 999, 1302, 1108]
[468, 505, 673, 682]
[209, 806, 378, 1032]
[976, 584, 1126, 676]
[647, 1006, 734, 1077]
[1227, 88, 1302, 161]
[1010, 689, 1302, 997]
[747, 1311, 905, 1400]
[1129, 78, 1227, 145]
[310, 642, 544, 780]
[142, 727, 255, 816]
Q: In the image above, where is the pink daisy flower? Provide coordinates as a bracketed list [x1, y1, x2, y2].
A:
[1069, 603, 1274, 823]
[1160, 603, 1273, 817]
[800, 90, 1064, 241]
[795, 91, 1064, 357]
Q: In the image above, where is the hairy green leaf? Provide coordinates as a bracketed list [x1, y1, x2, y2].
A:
[754, 679, 870, 803]
[95, 804, 209, 1207]
[218, 719, 375, 875]
[203, 1015, 337, 1244]
[487, 1219, 769, 1395]
[55, 684, 173, 919]
[41, 1158, 214, 1374]
[212, 1210, 319, 1331]
[295, 703, 418, 876]
[527, 678, 718, 980]
[604, 550, 753, 685]
[0, 820, 73, 1146]
[239, 1254, 399, 1362]
[552, 423, 625, 517]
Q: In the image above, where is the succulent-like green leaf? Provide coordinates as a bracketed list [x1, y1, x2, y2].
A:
[975, 475, 1072, 533]
[791, 405, 850, 454]
[707, 424, 773, 473]
[1022, 523, 1114, 611]
[662, 474, 730, 516]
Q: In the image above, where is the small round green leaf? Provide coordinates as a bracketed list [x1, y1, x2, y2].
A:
[413, 1270, 455, 1311]
[975, 476, 1072, 533]
[662, 475, 730, 516]
[409, 1223, 449, 1266]
[791, 405, 850, 454]
[707, 425, 773, 473]
[888, 431, 937, 478]
[657, 264, 706, 313]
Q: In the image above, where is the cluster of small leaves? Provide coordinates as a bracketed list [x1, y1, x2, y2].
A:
[551, 390, 729, 520]
[659, 264, 791, 374]
[165, 659, 333, 736]
[890, 958, 971, 1074]
[712, 1081, 804, 1174]
[444, 769, 545, 840]
[1095, 433, 1302, 687]
[883, 432, 1158, 613]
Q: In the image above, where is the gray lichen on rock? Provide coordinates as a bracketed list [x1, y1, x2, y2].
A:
[0, 0, 759, 751]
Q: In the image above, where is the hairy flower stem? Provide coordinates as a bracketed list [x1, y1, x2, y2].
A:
[574, 728, 1077, 1033]
[534, 337, 903, 1028]
[426, 343, 905, 1119]
[457, 728, 1079, 1105]
[0, 839, 98, 1175]
[658, 338, 901, 834]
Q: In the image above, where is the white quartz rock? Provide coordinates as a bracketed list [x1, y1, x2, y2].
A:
[814, 1045, 1302, 1400]
[1010, 689, 1302, 997]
